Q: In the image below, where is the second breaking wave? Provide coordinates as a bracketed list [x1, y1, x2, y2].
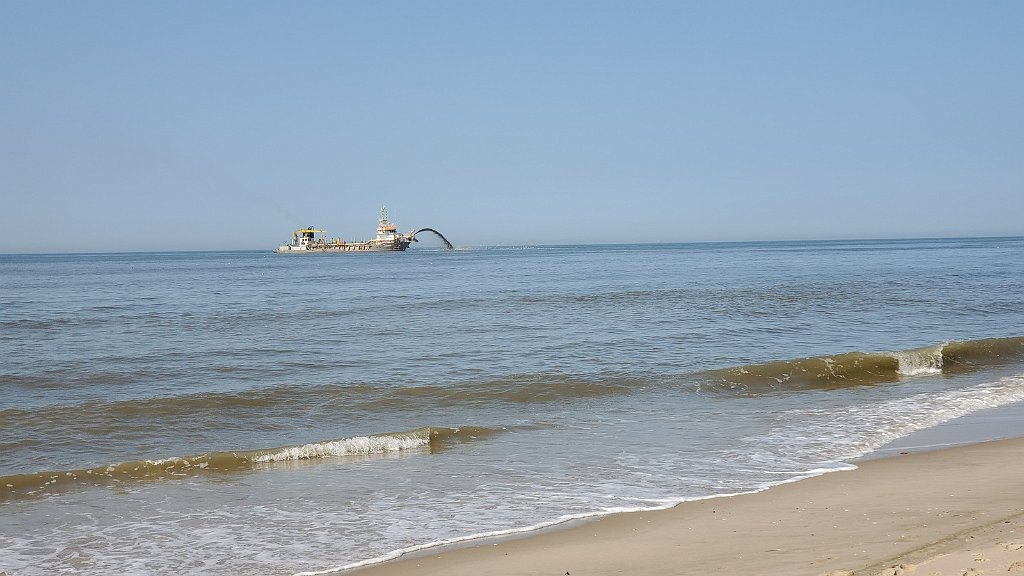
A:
[703, 336, 1024, 391]
[6, 337, 1023, 421]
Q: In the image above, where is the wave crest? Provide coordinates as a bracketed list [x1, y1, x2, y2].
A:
[252, 430, 431, 463]
[704, 336, 1024, 391]
[0, 426, 501, 502]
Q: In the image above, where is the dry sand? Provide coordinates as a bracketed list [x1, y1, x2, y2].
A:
[353, 437, 1024, 576]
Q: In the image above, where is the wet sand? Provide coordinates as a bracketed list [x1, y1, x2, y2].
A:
[354, 436, 1024, 576]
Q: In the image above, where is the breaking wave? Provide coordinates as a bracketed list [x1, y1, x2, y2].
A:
[702, 336, 1024, 391]
[0, 426, 500, 502]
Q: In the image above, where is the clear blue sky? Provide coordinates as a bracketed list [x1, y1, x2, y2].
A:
[1, 1, 1022, 252]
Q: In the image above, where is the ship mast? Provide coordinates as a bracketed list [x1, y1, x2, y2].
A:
[377, 205, 398, 234]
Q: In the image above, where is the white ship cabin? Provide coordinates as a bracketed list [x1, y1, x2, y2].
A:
[288, 227, 323, 250]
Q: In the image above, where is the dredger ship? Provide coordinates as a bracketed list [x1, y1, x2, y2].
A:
[274, 206, 452, 253]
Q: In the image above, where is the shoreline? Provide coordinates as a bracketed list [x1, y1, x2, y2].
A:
[866, 399, 1024, 459]
[350, 434, 1024, 576]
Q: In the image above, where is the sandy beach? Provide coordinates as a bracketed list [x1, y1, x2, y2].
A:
[354, 437, 1024, 576]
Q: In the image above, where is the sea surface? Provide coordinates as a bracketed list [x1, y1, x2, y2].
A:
[2, 238, 1024, 575]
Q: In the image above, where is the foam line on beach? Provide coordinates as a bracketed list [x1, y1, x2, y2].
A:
[339, 438, 1024, 576]
[290, 464, 861, 576]
[289, 505, 695, 576]
[752, 372, 1024, 467]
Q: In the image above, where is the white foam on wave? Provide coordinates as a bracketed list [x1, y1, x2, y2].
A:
[254, 434, 429, 463]
[892, 344, 944, 376]
[145, 456, 186, 466]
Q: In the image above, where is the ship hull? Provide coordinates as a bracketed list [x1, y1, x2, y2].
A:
[274, 240, 411, 253]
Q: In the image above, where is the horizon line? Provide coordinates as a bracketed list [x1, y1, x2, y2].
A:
[1, 234, 1021, 257]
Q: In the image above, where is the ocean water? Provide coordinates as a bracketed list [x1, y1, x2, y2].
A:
[2, 238, 1023, 575]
